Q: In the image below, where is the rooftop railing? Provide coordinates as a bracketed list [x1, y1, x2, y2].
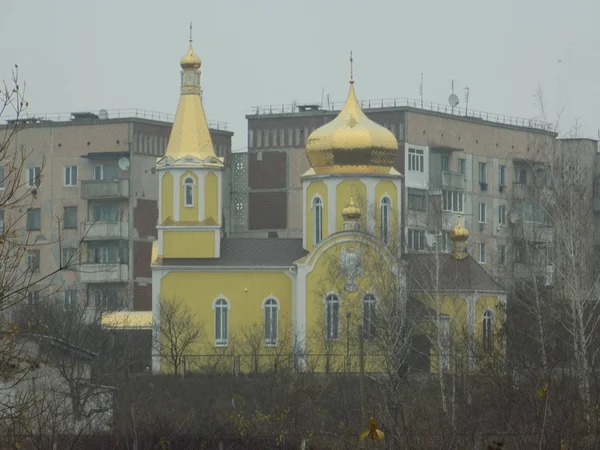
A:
[3, 108, 229, 130]
[250, 97, 555, 132]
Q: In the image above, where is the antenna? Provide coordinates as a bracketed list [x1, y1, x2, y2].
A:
[189, 22, 193, 42]
[464, 87, 470, 116]
[349, 51, 354, 83]
[420, 73, 424, 109]
[448, 80, 459, 113]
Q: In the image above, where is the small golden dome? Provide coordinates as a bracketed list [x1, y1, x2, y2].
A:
[305, 81, 398, 175]
[180, 42, 201, 71]
[342, 194, 362, 221]
[450, 216, 469, 241]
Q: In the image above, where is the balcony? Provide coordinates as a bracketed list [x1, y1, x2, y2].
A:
[80, 263, 128, 283]
[81, 221, 129, 241]
[512, 182, 553, 203]
[430, 171, 465, 190]
[512, 222, 553, 242]
[81, 179, 129, 200]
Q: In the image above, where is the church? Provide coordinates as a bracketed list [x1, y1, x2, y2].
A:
[150, 39, 507, 374]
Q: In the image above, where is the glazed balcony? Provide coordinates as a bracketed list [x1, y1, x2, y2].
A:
[429, 171, 465, 190]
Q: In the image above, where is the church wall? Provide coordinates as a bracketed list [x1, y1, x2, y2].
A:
[159, 270, 293, 368]
[474, 295, 503, 342]
[163, 230, 216, 258]
[375, 180, 399, 239]
[305, 181, 327, 251]
[179, 171, 199, 222]
[335, 180, 366, 232]
[161, 172, 174, 223]
[204, 172, 219, 222]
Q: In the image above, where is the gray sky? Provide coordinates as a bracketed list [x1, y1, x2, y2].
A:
[3, 0, 599, 151]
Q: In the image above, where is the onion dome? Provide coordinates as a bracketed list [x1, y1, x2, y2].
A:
[180, 42, 201, 71]
[450, 215, 469, 241]
[341, 194, 362, 221]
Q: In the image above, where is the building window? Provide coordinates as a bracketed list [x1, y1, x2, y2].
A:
[479, 203, 487, 223]
[407, 188, 426, 211]
[408, 148, 424, 172]
[515, 167, 527, 184]
[363, 294, 376, 339]
[478, 243, 486, 264]
[264, 298, 278, 346]
[441, 155, 450, 172]
[184, 177, 194, 207]
[27, 208, 41, 231]
[313, 197, 323, 245]
[94, 204, 119, 221]
[515, 244, 528, 264]
[498, 165, 506, 187]
[94, 164, 118, 181]
[380, 197, 390, 243]
[458, 158, 466, 175]
[63, 206, 78, 229]
[26, 249, 40, 272]
[27, 291, 40, 306]
[523, 200, 547, 224]
[92, 287, 118, 310]
[498, 245, 506, 265]
[483, 310, 493, 350]
[90, 245, 120, 263]
[442, 190, 464, 213]
[479, 162, 487, 184]
[64, 165, 78, 186]
[28, 167, 41, 188]
[256, 129, 262, 148]
[64, 290, 77, 309]
[0, 209, 4, 233]
[62, 246, 77, 268]
[498, 205, 506, 226]
[214, 298, 229, 346]
[325, 293, 340, 341]
[407, 228, 426, 251]
[441, 231, 451, 253]
[287, 128, 293, 147]
[0, 166, 5, 189]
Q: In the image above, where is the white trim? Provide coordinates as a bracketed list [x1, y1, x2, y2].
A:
[213, 296, 230, 347]
[151, 265, 292, 272]
[302, 181, 308, 249]
[217, 171, 222, 225]
[324, 292, 341, 341]
[156, 225, 221, 231]
[295, 265, 308, 369]
[158, 171, 164, 225]
[311, 194, 324, 247]
[197, 171, 206, 221]
[212, 295, 231, 310]
[324, 178, 340, 235]
[364, 178, 377, 234]
[151, 269, 168, 374]
[63, 165, 78, 187]
[323, 290, 341, 304]
[214, 228, 220, 258]
[380, 194, 392, 242]
[395, 179, 402, 226]
[262, 296, 279, 347]
[261, 295, 280, 310]
[183, 176, 195, 207]
[173, 172, 181, 221]
[158, 229, 164, 256]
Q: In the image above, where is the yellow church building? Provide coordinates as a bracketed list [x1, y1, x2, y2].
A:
[150, 40, 507, 375]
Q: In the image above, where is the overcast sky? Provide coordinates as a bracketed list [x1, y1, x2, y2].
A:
[3, 0, 599, 151]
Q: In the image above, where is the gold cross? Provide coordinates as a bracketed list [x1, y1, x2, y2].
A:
[350, 51, 354, 83]
[189, 22, 193, 43]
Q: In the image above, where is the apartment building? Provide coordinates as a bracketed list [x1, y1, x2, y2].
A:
[2, 109, 232, 312]
[232, 97, 595, 280]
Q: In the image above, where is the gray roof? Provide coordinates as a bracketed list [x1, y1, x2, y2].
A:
[402, 253, 506, 293]
[161, 238, 306, 267]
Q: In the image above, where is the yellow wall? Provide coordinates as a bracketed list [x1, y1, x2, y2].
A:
[474, 296, 504, 341]
[375, 180, 398, 240]
[163, 230, 215, 258]
[305, 181, 327, 251]
[179, 171, 199, 222]
[335, 180, 366, 232]
[160, 270, 293, 373]
[161, 172, 173, 223]
[205, 172, 219, 223]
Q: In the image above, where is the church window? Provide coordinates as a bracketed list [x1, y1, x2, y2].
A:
[483, 309, 493, 350]
[380, 197, 390, 243]
[325, 293, 340, 340]
[184, 177, 194, 207]
[263, 298, 278, 346]
[214, 298, 229, 346]
[363, 294, 376, 339]
[313, 197, 323, 245]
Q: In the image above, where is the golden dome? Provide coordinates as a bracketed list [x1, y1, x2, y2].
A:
[305, 81, 398, 175]
[341, 194, 362, 221]
[450, 216, 469, 241]
[180, 41, 201, 71]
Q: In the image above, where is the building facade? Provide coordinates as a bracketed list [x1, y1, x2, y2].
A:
[1, 109, 232, 313]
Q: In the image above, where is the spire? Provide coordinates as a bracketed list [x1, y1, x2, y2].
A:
[160, 35, 221, 167]
[349, 51, 354, 84]
[450, 215, 469, 260]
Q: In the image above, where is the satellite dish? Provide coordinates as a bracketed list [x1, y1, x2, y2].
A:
[118, 157, 131, 171]
[448, 94, 460, 108]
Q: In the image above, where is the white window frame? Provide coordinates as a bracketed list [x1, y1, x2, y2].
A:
[479, 202, 487, 224]
[184, 177, 194, 207]
[0, 166, 5, 190]
[325, 293, 340, 341]
[408, 148, 424, 172]
[498, 165, 506, 186]
[483, 309, 493, 350]
[93, 164, 118, 181]
[64, 290, 77, 309]
[63, 165, 78, 187]
[478, 243, 486, 264]
[441, 155, 450, 172]
[457, 158, 466, 175]
[213, 297, 230, 347]
[479, 162, 487, 184]
[262, 297, 279, 347]
[380, 197, 391, 243]
[312, 196, 323, 245]
[442, 190, 464, 213]
[407, 228, 426, 252]
[362, 294, 376, 339]
[498, 205, 506, 226]
[28, 167, 41, 188]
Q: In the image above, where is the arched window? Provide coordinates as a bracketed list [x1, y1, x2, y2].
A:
[483, 309, 493, 350]
[325, 293, 340, 340]
[184, 177, 194, 207]
[264, 298, 278, 346]
[214, 298, 229, 346]
[313, 197, 323, 245]
[380, 197, 390, 243]
[363, 294, 376, 338]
